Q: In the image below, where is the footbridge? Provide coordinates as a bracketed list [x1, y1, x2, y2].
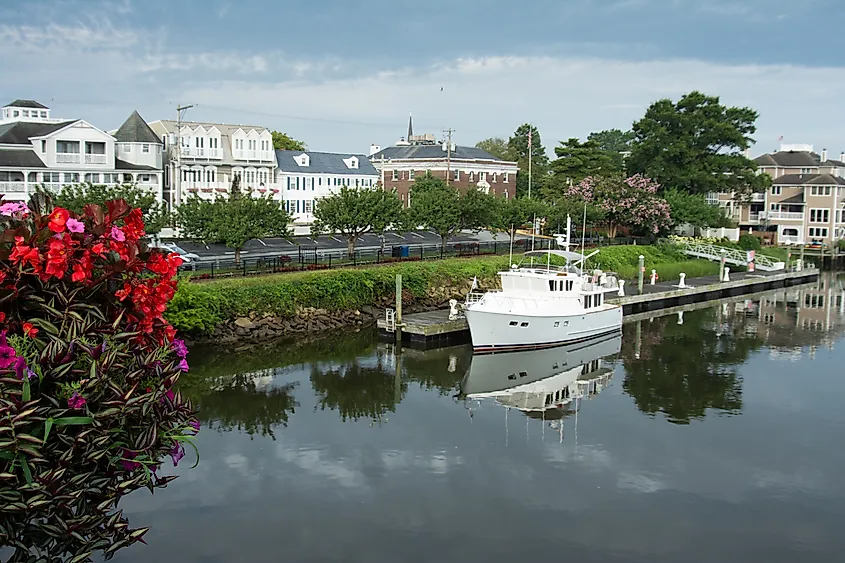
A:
[680, 242, 785, 272]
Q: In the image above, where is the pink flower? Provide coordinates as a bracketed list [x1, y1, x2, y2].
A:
[66, 218, 85, 233]
[0, 201, 29, 217]
[110, 226, 125, 242]
[67, 392, 87, 410]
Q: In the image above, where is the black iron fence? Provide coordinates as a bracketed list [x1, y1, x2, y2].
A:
[183, 235, 654, 281]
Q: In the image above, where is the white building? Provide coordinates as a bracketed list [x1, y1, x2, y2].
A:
[275, 150, 380, 224]
[0, 99, 163, 202]
[147, 120, 276, 210]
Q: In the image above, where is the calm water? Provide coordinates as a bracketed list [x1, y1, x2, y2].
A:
[110, 273, 845, 563]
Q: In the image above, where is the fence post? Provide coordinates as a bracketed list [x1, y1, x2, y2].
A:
[211, 262, 215, 279]
[637, 254, 645, 295]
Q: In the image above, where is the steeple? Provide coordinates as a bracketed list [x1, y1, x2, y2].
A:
[407, 112, 413, 140]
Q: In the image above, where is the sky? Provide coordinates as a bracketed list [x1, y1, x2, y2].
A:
[1, 0, 843, 157]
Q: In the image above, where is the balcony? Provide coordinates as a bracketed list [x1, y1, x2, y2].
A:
[84, 154, 107, 164]
[750, 193, 765, 202]
[233, 149, 275, 162]
[181, 147, 222, 159]
[0, 181, 26, 192]
[748, 212, 762, 223]
[56, 153, 81, 164]
[761, 211, 804, 221]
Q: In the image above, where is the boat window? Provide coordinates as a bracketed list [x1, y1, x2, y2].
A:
[509, 321, 518, 326]
[554, 321, 560, 327]
[508, 374, 516, 380]
[585, 294, 592, 308]
[549, 280, 555, 291]
[519, 372, 527, 378]
[597, 293, 602, 306]
[520, 322, 529, 327]
[567, 280, 574, 291]
[564, 321, 569, 327]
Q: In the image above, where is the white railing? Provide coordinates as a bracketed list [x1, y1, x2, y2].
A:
[0, 181, 26, 192]
[181, 147, 222, 159]
[56, 153, 80, 164]
[762, 211, 804, 221]
[233, 149, 275, 161]
[749, 212, 761, 222]
[84, 154, 107, 164]
[750, 193, 765, 202]
[41, 183, 61, 192]
[681, 242, 785, 271]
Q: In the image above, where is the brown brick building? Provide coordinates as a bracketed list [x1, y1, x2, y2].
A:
[368, 118, 519, 206]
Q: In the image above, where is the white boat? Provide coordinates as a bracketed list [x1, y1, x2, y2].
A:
[464, 248, 623, 353]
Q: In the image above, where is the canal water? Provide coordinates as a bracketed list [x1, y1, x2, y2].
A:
[112, 274, 844, 563]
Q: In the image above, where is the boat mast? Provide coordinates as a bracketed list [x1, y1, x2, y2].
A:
[580, 203, 587, 271]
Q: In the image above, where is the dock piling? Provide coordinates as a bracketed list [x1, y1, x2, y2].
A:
[723, 267, 730, 282]
[395, 274, 403, 345]
[637, 255, 645, 294]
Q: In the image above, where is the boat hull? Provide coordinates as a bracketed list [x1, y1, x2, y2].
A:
[464, 305, 622, 353]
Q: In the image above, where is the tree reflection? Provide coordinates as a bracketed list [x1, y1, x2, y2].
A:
[621, 309, 762, 424]
[401, 345, 474, 396]
[310, 355, 407, 422]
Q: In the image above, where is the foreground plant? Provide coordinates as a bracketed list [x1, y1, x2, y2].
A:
[0, 194, 199, 562]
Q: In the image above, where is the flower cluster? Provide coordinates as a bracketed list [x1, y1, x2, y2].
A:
[567, 174, 673, 236]
[0, 193, 199, 560]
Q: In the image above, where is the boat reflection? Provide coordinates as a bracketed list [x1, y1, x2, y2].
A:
[459, 332, 621, 424]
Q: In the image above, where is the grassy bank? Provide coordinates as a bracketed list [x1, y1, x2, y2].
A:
[166, 245, 720, 336]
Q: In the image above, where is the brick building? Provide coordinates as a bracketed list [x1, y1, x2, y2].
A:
[369, 116, 519, 206]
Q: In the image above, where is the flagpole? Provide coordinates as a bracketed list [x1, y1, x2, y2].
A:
[527, 127, 532, 200]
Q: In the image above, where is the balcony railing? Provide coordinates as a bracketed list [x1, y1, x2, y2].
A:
[748, 212, 762, 222]
[233, 149, 275, 162]
[750, 193, 765, 202]
[84, 154, 107, 164]
[56, 153, 81, 164]
[761, 211, 804, 221]
[0, 181, 26, 192]
[181, 147, 222, 159]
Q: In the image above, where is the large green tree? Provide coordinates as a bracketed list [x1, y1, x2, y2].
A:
[587, 128, 634, 171]
[475, 137, 511, 160]
[177, 178, 292, 265]
[311, 186, 402, 257]
[627, 91, 771, 197]
[662, 188, 732, 229]
[51, 182, 170, 235]
[271, 131, 307, 151]
[508, 124, 549, 198]
[493, 197, 548, 243]
[549, 137, 619, 190]
[408, 174, 498, 247]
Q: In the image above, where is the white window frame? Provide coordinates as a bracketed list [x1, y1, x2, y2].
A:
[809, 208, 830, 223]
[771, 186, 782, 195]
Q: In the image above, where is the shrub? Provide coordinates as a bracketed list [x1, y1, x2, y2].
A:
[0, 195, 199, 561]
[738, 234, 762, 251]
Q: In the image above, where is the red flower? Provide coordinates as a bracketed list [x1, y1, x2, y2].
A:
[48, 208, 70, 233]
[23, 322, 38, 338]
[71, 263, 87, 283]
[0, 312, 5, 323]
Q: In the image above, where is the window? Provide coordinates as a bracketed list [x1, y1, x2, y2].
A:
[503, 172, 509, 183]
[809, 209, 830, 223]
[771, 186, 781, 195]
[84, 173, 100, 183]
[808, 227, 828, 238]
[453, 170, 460, 181]
[492, 173, 498, 183]
[509, 321, 518, 327]
[480, 172, 487, 182]
[585, 294, 593, 308]
[40, 111, 47, 118]
[810, 186, 832, 197]
[103, 173, 120, 183]
[804, 294, 825, 308]
[409, 169, 415, 181]
[800, 168, 813, 174]
[391, 170, 398, 181]
[468, 171, 474, 182]
[41, 140, 46, 152]
[22, 110, 28, 117]
[140, 143, 149, 154]
[554, 321, 560, 327]
[139, 174, 151, 183]
[56, 140, 80, 153]
[304, 200, 313, 213]
[13, 110, 19, 117]
[63, 173, 79, 183]
[520, 322, 529, 327]
[43, 172, 60, 183]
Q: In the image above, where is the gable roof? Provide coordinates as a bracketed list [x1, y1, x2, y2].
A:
[115, 158, 159, 171]
[114, 111, 161, 144]
[772, 173, 845, 187]
[275, 150, 379, 176]
[0, 120, 78, 145]
[4, 99, 49, 110]
[0, 148, 46, 168]
[755, 150, 822, 167]
[370, 144, 510, 162]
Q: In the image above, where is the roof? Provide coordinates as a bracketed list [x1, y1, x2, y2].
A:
[0, 148, 46, 168]
[755, 151, 821, 167]
[275, 150, 378, 176]
[114, 111, 161, 145]
[772, 173, 845, 187]
[370, 144, 512, 162]
[115, 158, 158, 171]
[4, 99, 49, 110]
[0, 120, 77, 145]
[148, 119, 270, 165]
[779, 193, 805, 205]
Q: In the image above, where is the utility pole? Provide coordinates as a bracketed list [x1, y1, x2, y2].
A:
[175, 104, 194, 211]
[527, 125, 533, 199]
[443, 128, 454, 186]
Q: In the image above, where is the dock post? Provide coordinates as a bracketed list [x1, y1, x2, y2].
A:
[723, 267, 730, 282]
[719, 249, 727, 281]
[394, 347, 403, 404]
[799, 244, 805, 269]
[637, 255, 645, 295]
[395, 274, 403, 345]
[634, 320, 642, 359]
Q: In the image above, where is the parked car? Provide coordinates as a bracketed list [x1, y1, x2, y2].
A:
[148, 241, 201, 263]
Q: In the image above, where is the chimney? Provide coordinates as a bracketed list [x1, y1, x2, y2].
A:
[369, 144, 381, 156]
[821, 148, 828, 162]
[840, 151, 845, 163]
[441, 141, 447, 152]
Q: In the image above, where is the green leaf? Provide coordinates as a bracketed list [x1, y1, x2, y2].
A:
[43, 417, 54, 443]
[20, 459, 32, 484]
[22, 377, 30, 402]
[53, 416, 94, 426]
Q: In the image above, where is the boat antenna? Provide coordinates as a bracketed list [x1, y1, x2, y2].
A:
[508, 224, 514, 266]
[530, 213, 536, 267]
[580, 203, 587, 270]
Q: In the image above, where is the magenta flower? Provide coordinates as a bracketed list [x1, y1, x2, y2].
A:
[66, 218, 85, 233]
[13, 356, 34, 380]
[67, 392, 87, 410]
[0, 331, 17, 369]
[0, 202, 29, 217]
[172, 339, 188, 358]
[170, 442, 185, 466]
[178, 358, 189, 372]
[121, 449, 141, 471]
[188, 419, 200, 434]
[110, 226, 126, 242]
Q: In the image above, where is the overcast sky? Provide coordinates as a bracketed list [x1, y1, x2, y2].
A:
[1, 0, 843, 157]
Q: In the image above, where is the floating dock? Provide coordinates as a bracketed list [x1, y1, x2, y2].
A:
[377, 268, 820, 348]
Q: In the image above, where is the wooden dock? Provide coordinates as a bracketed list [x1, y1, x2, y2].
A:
[377, 268, 820, 347]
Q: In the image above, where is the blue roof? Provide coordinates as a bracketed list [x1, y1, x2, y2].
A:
[275, 150, 378, 176]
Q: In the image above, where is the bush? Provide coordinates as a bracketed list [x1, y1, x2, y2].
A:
[0, 195, 199, 561]
[738, 234, 762, 251]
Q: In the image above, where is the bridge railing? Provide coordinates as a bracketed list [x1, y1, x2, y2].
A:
[681, 242, 785, 271]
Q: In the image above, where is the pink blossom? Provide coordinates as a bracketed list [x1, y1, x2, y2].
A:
[66, 218, 85, 233]
[110, 226, 125, 242]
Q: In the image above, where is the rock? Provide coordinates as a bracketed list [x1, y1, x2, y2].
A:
[234, 344, 252, 352]
[234, 317, 256, 329]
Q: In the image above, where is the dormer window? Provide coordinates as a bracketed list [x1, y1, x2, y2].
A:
[22, 110, 28, 117]
[295, 154, 310, 167]
[343, 156, 358, 169]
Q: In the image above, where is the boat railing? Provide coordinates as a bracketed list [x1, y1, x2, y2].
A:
[466, 291, 496, 304]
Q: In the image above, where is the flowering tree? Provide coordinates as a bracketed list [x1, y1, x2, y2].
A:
[565, 174, 672, 238]
[0, 194, 199, 562]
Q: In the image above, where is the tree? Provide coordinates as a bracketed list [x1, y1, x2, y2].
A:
[459, 186, 499, 233]
[271, 130, 307, 151]
[51, 182, 170, 235]
[475, 137, 511, 160]
[493, 197, 548, 243]
[587, 128, 634, 171]
[178, 194, 292, 265]
[549, 137, 619, 190]
[310, 186, 402, 257]
[508, 124, 549, 198]
[565, 174, 672, 238]
[627, 91, 771, 198]
[662, 188, 732, 229]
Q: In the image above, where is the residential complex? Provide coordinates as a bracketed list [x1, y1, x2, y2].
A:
[276, 150, 379, 224]
[716, 144, 845, 245]
[0, 100, 163, 202]
[369, 116, 519, 206]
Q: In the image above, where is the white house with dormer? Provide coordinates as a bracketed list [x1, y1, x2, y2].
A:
[147, 119, 276, 210]
[275, 150, 380, 224]
[0, 99, 163, 203]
